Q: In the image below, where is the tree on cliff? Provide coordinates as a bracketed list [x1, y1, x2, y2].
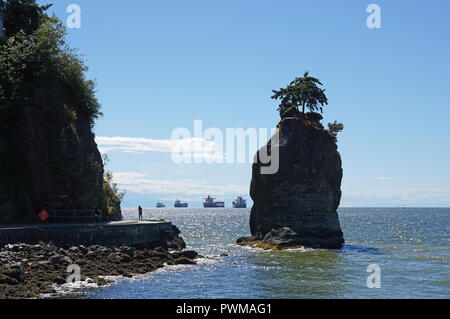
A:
[327, 121, 344, 142]
[271, 71, 328, 118]
[0, 0, 123, 222]
[0, 0, 51, 39]
[0, 1, 101, 126]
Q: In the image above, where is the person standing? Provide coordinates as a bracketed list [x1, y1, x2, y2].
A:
[138, 205, 143, 221]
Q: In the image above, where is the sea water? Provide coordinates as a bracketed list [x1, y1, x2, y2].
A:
[82, 208, 449, 299]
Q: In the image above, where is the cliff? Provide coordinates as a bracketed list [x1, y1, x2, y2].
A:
[237, 113, 345, 249]
[0, 97, 115, 223]
[0, 2, 122, 223]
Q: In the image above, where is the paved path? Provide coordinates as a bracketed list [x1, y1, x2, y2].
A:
[0, 220, 168, 231]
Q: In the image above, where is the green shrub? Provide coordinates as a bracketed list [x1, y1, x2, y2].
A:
[327, 121, 344, 142]
[101, 155, 125, 220]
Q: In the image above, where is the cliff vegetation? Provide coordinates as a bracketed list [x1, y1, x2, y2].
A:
[0, 0, 123, 223]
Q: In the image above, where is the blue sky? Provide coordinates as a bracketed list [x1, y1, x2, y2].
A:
[41, 0, 450, 207]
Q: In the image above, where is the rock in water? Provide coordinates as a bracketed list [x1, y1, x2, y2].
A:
[238, 113, 344, 249]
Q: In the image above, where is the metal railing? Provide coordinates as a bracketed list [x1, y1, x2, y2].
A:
[51, 210, 100, 222]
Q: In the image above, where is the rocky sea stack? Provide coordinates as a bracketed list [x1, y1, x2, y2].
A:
[237, 112, 345, 249]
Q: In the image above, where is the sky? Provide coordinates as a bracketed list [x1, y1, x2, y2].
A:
[40, 0, 450, 207]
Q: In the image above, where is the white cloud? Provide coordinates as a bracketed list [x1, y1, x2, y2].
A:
[95, 136, 224, 162]
[111, 171, 450, 206]
[343, 188, 450, 205]
[96, 136, 212, 154]
[113, 171, 248, 200]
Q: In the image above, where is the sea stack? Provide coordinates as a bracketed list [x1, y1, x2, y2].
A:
[237, 112, 345, 249]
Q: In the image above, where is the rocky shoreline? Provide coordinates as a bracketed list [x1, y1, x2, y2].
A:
[237, 227, 342, 250]
[0, 242, 201, 299]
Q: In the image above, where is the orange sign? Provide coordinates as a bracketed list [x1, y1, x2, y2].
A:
[38, 209, 50, 222]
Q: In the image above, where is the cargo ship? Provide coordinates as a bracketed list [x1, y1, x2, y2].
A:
[156, 202, 165, 208]
[203, 195, 225, 208]
[174, 198, 188, 208]
[232, 196, 247, 208]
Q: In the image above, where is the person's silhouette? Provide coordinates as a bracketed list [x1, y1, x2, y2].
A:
[138, 205, 143, 221]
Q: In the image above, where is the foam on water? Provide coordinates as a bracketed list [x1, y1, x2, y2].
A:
[48, 256, 222, 298]
[46, 279, 100, 298]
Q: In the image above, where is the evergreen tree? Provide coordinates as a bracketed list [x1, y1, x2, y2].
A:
[271, 71, 328, 118]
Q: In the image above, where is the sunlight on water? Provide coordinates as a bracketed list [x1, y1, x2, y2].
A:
[83, 208, 450, 299]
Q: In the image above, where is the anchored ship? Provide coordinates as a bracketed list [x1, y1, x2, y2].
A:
[203, 195, 225, 208]
[174, 198, 188, 208]
[156, 202, 165, 208]
[232, 196, 247, 208]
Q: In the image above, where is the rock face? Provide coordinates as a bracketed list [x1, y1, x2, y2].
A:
[238, 113, 344, 249]
[0, 6, 123, 224]
[0, 103, 112, 223]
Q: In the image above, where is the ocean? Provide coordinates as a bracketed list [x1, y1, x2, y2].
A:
[82, 207, 449, 299]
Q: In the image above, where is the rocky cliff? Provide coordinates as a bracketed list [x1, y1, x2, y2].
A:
[0, 3, 122, 223]
[0, 99, 113, 224]
[237, 113, 344, 249]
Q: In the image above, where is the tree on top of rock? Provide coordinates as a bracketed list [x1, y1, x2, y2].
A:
[271, 71, 328, 119]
